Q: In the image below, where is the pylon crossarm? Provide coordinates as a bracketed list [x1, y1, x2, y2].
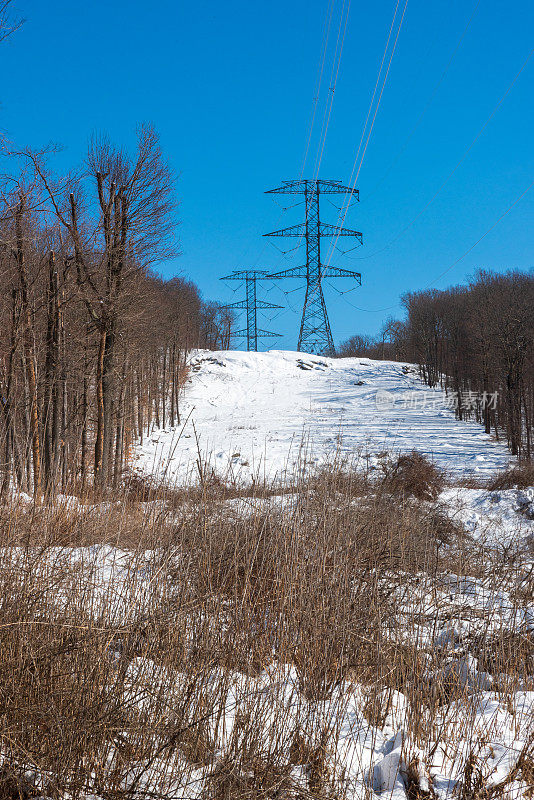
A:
[319, 223, 363, 240]
[232, 328, 281, 339]
[261, 177, 363, 355]
[317, 182, 358, 196]
[220, 269, 281, 350]
[263, 223, 306, 238]
[263, 225, 362, 242]
[265, 181, 309, 195]
[220, 269, 268, 281]
[266, 266, 308, 279]
[256, 301, 284, 309]
[256, 329, 283, 338]
[321, 267, 361, 281]
[223, 300, 247, 309]
[265, 180, 359, 197]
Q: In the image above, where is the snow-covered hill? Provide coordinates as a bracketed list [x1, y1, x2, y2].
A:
[133, 350, 511, 485]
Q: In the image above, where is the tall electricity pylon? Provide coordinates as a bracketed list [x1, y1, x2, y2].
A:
[264, 179, 362, 355]
[221, 270, 282, 352]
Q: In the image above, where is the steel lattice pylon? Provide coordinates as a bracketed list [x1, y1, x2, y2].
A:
[264, 179, 362, 355]
[221, 270, 282, 352]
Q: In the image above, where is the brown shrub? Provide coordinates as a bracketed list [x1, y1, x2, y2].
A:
[488, 463, 534, 491]
[380, 450, 445, 501]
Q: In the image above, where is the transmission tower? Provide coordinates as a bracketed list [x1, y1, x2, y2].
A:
[221, 270, 282, 352]
[264, 179, 362, 355]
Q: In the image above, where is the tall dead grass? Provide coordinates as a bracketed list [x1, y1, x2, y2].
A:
[0, 455, 531, 798]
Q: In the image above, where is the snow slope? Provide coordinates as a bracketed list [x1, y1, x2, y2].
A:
[134, 350, 511, 486]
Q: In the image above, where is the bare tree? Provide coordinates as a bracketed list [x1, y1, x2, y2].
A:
[0, 1, 23, 43]
[26, 125, 176, 484]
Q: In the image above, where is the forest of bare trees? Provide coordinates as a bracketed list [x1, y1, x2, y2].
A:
[336, 317, 406, 361]
[338, 270, 534, 460]
[0, 126, 234, 499]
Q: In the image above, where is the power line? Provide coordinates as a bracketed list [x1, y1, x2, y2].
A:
[423, 176, 534, 288]
[284, 0, 354, 261]
[312, 0, 352, 178]
[342, 0, 403, 196]
[365, 0, 482, 204]
[330, 175, 534, 314]
[236, 0, 351, 274]
[323, 0, 409, 272]
[300, 0, 336, 176]
[351, 44, 534, 262]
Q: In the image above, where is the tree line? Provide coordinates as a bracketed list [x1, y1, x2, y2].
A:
[0, 126, 234, 499]
[338, 270, 534, 460]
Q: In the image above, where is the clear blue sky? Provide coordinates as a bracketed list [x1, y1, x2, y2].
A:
[1, 0, 533, 349]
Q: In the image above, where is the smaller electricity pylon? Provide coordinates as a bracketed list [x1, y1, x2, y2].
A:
[221, 270, 282, 352]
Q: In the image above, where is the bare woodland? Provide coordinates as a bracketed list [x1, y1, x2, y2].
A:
[0, 127, 234, 499]
[339, 270, 534, 461]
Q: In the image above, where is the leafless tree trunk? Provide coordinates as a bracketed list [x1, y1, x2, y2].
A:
[13, 196, 41, 499]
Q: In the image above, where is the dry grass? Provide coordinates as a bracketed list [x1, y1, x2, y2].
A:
[0, 462, 531, 799]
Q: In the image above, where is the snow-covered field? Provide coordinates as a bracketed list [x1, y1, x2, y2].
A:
[134, 350, 511, 486]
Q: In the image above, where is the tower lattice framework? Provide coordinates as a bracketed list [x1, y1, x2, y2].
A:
[264, 179, 362, 355]
[221, 270, 281, 351]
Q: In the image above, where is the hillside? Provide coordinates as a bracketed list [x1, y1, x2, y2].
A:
[134, 349, 511, 486]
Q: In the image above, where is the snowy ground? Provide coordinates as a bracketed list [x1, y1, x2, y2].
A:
[133, 350, 511, 486]
[439, 486, 534, 549]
